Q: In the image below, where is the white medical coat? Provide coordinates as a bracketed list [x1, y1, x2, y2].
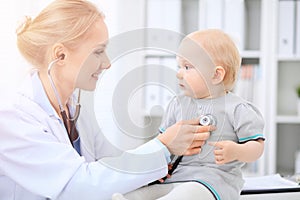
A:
[0, 71, 169, 200]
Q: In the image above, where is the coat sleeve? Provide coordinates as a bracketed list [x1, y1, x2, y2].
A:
[59, 139, 169, 200]
[0, 105, 169, 200]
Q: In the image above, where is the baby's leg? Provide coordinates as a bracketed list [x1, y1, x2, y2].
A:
[123, 183, 174, 200]
[157, 182, 215, 200]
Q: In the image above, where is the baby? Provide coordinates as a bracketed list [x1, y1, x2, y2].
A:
[119, 29, 265, 200]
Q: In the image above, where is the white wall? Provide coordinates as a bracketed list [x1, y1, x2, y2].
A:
[0, 1, 61, 95]
[93, 0, 148, 149]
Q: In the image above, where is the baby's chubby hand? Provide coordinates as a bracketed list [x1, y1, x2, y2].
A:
[208, 140, 239, 165]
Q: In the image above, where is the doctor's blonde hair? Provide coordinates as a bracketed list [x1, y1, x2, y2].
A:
[187, 29, 241, 91]
[16, 0, 104, 68]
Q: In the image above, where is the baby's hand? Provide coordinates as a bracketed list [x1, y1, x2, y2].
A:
[209, 141, 238, 165]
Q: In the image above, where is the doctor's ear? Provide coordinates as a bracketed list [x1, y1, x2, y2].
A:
[211, 66, 225, 85]
[58, 54, 65, 60]
[54, 53, 66, 66]
[52, 43, 66, 65]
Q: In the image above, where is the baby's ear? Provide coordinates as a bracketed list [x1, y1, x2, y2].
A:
[211, 66, 225, 85]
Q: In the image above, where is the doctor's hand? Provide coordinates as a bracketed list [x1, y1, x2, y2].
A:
[157, 118, 212, 156]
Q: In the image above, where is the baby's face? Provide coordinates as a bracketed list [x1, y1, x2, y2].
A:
[176, 57, 210, 99]
[176, 37, 216, 99]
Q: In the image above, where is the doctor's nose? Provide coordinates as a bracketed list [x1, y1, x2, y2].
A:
[101, 52, 111, 69]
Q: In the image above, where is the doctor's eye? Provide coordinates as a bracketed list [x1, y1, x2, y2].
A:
[94, 49, 104, 57]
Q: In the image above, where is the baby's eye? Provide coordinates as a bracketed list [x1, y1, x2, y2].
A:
[184, 65, 192, 70]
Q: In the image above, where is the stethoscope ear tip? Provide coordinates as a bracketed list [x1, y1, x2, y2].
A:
[59, 54, 65, 60]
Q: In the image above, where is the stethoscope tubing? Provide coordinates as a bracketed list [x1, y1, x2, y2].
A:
[47, 57, 81, 145]
[47, 57, 65, 112]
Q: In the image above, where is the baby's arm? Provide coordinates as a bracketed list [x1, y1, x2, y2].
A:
[209, 139, 264, 165]
[209, 101, 266, 165]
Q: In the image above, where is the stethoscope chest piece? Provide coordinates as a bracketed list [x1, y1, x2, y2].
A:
[199, 114, 217, 126]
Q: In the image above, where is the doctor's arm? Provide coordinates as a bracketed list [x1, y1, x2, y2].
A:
[60, 118, 210, 199]
[0, 109, 209, 200]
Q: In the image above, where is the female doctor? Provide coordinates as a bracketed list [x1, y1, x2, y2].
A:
[0, 0, 211, 200]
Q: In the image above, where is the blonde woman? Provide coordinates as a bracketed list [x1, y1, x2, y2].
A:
[0, 0, 211, 199]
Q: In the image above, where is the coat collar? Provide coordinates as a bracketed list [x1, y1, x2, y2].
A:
[18, 70, 79, 121]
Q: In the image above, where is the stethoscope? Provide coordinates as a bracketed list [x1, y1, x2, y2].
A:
[47, 54, 81, 145]
[149, 114, 217, 185]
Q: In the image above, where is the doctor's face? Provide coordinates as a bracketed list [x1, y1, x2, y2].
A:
[70, 18, 111, 91]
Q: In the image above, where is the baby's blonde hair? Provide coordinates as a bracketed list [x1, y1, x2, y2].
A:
[16, 0, 104, 68]
[188, 29, 241, 91]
